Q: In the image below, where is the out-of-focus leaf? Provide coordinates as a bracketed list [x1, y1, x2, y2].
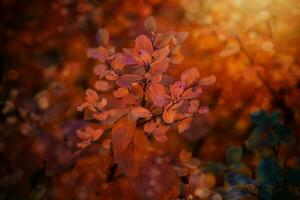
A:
[226, 172, 252, 186]
[225, 184, 258, 200]
[229, 162, 245, 171]
[144, 16, 157, 32]
[132, 154, 180, 199]
[96, 28, 109, 45]
[251, 111, 269, 126]
[180, 67, 199, 87]
[257, 158, 282, 186]
[202, 161, 226, 176]
[198, 75, 216, 86]
[271, 112, 281, 125]
[226, 146, 243, 163]
[273, 124, 294, 145]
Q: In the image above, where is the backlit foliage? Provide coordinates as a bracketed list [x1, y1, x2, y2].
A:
[1, 0, 300, 199]
[76, 17, 215, 192]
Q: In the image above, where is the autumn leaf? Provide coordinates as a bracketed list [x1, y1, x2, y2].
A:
[175, 32, 189, 44]
[144, 16, 157, 32]
[163, 109, 176, 124]
[144, 120, 169, 143]
[188, 100, 200, 113]
[96, 28, 109, 45]
[93, 112, 108, 121]
[117, 74, 144, 88]
[105, 71, 118, 81]
[113, 87, 129, 98]
[76, 127, 104, 148]
[170, 81, 185, 100]
[111, 117, 136, 153]
[87, 47, 109, 61]
[93, 64, 107, 77]
[135, 35, 153, 57]
[181, 67, 200, 86]
[178, 118, 193, 133]
[198, 106, 210, 114]
[129, 107, 152, 120]
[198, 75, 216, 86]
[94, 80, 112, 92]
[179, 149, 192, 163]
[148, 83, 170, 107]
[114, 128, 149, 177]
[154, 32, 175, 48]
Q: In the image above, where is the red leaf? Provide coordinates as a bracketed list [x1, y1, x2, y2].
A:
[113, 87, 129, 98]
[198, 75, 216, 86]
[117, 74, 144, 88]
[177, 118, 193, 133]
[111, 117, 136, 153]
[163, 109, 176, 124]
[198, 106, 210, 114]
[150, 57, 170, 74]
[93, 64, 107, 77]
[179, 149, 192, 163]
[153, 46, 169, 63]
[175, 32, 189, 44]
[170, 81, 185, 99]
[154, 32, 175, 48]
[181, 67, 200, 87]
[144, 16, 157, 32]
[148, 83, 170, 107]
[129, 107, 153, 120]
[87, 47, 109, 60]
[188, 100, 200, 113]
[135, 35, 153, 55]
[94, 80, 112, 92]
[114, 129, 149, 177]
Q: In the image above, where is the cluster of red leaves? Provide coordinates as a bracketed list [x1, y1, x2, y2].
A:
[77, 17, 215, 181]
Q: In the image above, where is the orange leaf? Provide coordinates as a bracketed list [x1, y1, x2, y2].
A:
[114, 129, 149, 177]
[177, 118, 193, 133]
[135, 35, 153, 55]
[148, 83, 170, 107]
[181, 67, 200, 87]
[129, 107, 152, 120]
[94, 80, 112, 92]
[163, 109, 176, 124]
[198, 75, 216, 86]
[113, 87, 129, 98]
[111, 117, 136, 153]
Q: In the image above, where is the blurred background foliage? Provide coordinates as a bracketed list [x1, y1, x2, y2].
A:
[0, 0, 300, 199]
